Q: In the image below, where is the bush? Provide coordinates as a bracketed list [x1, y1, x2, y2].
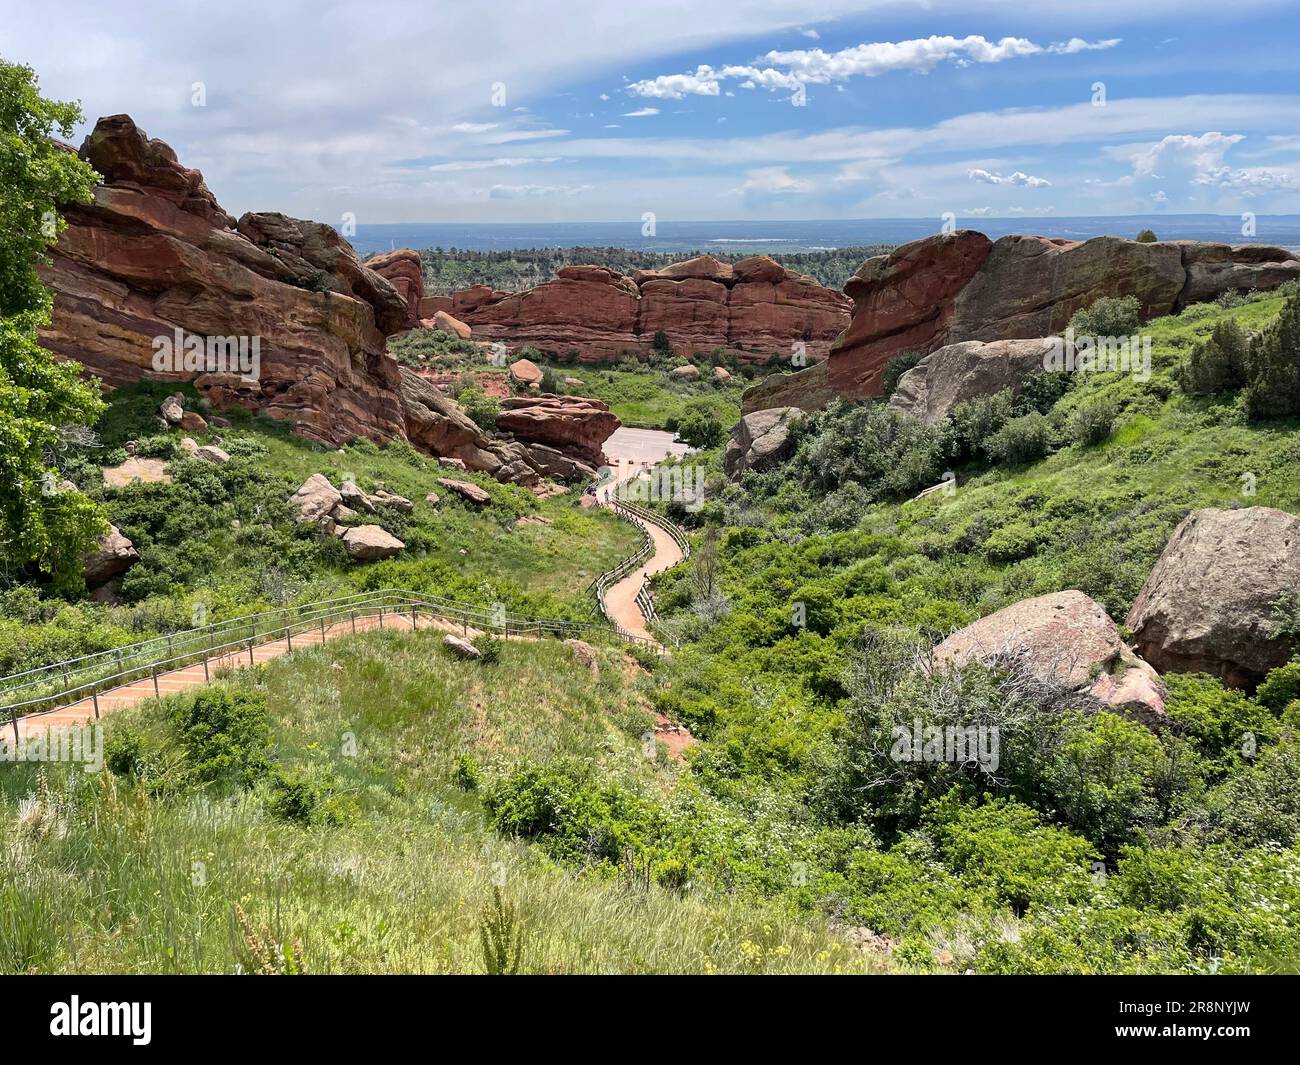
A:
[880, 351, 923, 398]
[985, 412, 1053, 466]
[1243, 294, 1300, 420]
[1069, 295, 1141, 338]
[264, 764, 356, 826]
[1257, 660, 1300, 714]
[1178, 320, 1250, 397]
[1135, 229, 1158, 243]
[540, 367, 559, 394]
[473, 634, 504, 664]
[652, 330, 672, 354]
[168, 685, 272, 787]
[674, 406, 725, 449]
[452, 753, 482, 791]
[1066, 398, 1118, 447]
[457, 385, 499, 431]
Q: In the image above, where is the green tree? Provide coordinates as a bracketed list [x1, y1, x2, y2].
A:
[1178, 319, 1250, 397]
[1244, 293, 1300, 420]
[0, 59, 105, 582]
[1135, 228, 1158, 243]
[674, 406, 725, 449]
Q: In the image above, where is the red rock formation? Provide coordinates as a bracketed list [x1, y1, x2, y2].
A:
[827, 230, 1300, 400]
[39, 115, 410, 448]
[495, 395, 621, 467]
[443, 254, 849, 363]
[367, 248, 425, 327]
[827, 231, 992, 398]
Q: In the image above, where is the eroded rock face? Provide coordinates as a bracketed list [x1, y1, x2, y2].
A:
[1126, 507, 1300, 687]
[827, 231, 1300, 401]
[888, 339, 1058, 425]
[444, 254, 849, 363]
[494, 395, 620, 467]
[724, 406, 804, 479]
[367, 249, 425, 328]
[398, 367, 500, 472]
[38, 114, 409, 449]
[828, 231, 993, 398]
[934, 590, 1167, 724]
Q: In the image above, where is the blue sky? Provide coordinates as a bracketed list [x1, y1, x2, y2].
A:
[3, 0, 1298, 223]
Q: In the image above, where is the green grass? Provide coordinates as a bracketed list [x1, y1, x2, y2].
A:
[0, 379, 641, 677]
[0, 630, 886, 974]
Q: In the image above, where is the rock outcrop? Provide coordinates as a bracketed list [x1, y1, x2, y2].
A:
[494, 395, 620, 467]
[933, 590, 1166, 724]
[1126, 507, 1300, 687]
[724, 406, 804, 479]
[827, 231, 1300, 400]
[888, 339, 1058, 425]
[367, 249, 425, 328]
[442, 254, 849, 364]
[39, 115, 410, 449]
[397, 367, 500, 473]
[740, 361, 837, 416]
[82, 525, 140, 585]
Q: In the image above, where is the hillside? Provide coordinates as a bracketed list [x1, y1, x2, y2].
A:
[2, 631, 882, 974]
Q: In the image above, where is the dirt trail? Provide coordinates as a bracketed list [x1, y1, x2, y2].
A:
[10, 612, 474, 741]
[602, 519, 683, 641]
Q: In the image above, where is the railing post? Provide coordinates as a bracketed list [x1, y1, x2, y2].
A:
[379, 607, 384, 629]
[248, 639, 254, 666]
[92, 687, 100, 720]
[10, 709, 18, 744]
[203, 650, 209, 682]
[320, 615, 326, 639]
[351, 611, 356, 634]
[287, 627, 293, 651]
[152, 662, 160, 701]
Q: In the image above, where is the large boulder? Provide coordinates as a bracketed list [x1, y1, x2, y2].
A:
[290, 473, 342, 524]
[37, 115, 410, 449]
[1126, 507, 1300, 687]
[438, 477, 492, 506]
[888, 338, 1057, 425]
[82, 524, 140, 585]
[724, 406, 804, 479]
[341, 524, 405, 560]
[934, 590, 1166, 724]
[494, 395, 620, 467]
[826, 231, 1300, 402]
[509, 358, 544, 387]
[431, 310, 471, 339]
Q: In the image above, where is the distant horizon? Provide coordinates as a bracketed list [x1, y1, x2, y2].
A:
[345, 213, 1300, 257]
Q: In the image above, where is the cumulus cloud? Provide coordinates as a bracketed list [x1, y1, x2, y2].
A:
[627, 34, 1121, 99]
[967, 167, 1052, 188]
[729, 166, 813, 195]
[1130, 132, 1244, 177]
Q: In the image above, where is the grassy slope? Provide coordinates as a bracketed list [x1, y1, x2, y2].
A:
[0, 631, 884, 974]
[0, 380, 641, 676]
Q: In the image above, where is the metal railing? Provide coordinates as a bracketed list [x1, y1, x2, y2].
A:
[1, 588, 657, 738]
[588, 498, 690, 643]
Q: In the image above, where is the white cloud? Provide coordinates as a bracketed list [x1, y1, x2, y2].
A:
[427, 157, 556, 171]
[967, 167, 1052, 188]
[729, 166, 813, 195]
[1130, 132, 1244, 177]
[489, 183, 594, 198]
[451, 121, 499, 133]
[630, 34, 1122, 99]
[621, 106, 660, 117]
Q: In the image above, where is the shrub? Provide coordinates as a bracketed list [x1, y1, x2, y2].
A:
[1135, 228, 1158, 243]
[675, 406, 725, 449]
[540, 367, 559, 394]
[452, 753, 482, 791]
[168, 685, 272, 787]
[1257, 660, 1300, 714]
[880, 351, 923, 398]
[652, 330, 672, 354]
[264, 764, 356, 826]
[473, 634, 503, 664]
[1066, 398, 1119, 447]
[457, 385, 499, 431]
[985, 412, 1052, 466]
[1164, 673, 1277, 779]
[1178, 320, 1250, 397]
[1069, 295, 1141, 338]
[1243, 294, 1300, 420]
